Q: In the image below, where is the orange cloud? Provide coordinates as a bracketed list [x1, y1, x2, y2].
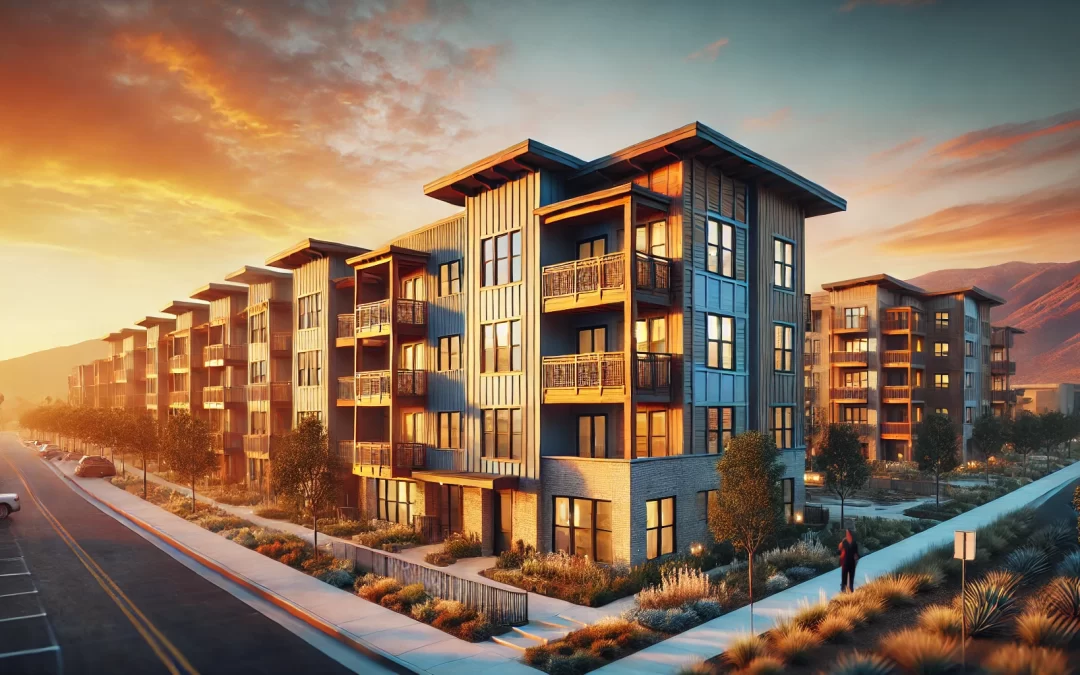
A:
[931, 109, 1080, 160]
[687, 38, 730, 62]
[743, 107, 792, 131]
[868, 136, 925, 162]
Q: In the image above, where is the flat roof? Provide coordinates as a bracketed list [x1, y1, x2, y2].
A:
[135, 315, 176, 329]
[190, 281, 248, 302]
[992, 325, 1027, 335]
[118, 327, 145, 339]
[100, 331, 123, 342]
[224, 265, 292, 285]
[410, 470, 520, 491]
[346, 244, 430, 268]
[265, 238, 370, 270]
[160, 300, 209, 316]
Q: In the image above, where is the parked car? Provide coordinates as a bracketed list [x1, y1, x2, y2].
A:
[75, 456, 116, 478]
[63, 452, 83, 461]
[0, 493, 20, 519]
[38, 444, 63, 459]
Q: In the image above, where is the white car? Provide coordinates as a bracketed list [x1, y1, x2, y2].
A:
[0, 493, 20, 519]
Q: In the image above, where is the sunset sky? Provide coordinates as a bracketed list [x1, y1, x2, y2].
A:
[2, 0, 1078, 361]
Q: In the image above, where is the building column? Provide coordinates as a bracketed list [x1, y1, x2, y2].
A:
[463, 487, 494, 555]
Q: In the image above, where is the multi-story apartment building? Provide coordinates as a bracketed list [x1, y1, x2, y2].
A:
[989, 326, 1024, 417]
[161, 300, 210, 418]
[68, 364, 94, 407]
[191, 282, 250, 481]
[224, 265, 295, 494]
[805, 274, 1009, 462]
[107, 328, 147, 410]
[137, 315, 177, 423]
[1017, 383, 1079, 415]
[266, 239, 368, 509]
[92, 356, 113, 409]
[337, 123, 845, 563]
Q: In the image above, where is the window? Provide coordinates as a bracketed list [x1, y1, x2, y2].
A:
[482, 320, 521, 372]
[842, 406, 869, 423]
[843, 338, 869, 353]
[250, 360, 267, 384]
[483, 408, 522, 460]
[403, 412, 424, 443]
[965, 407, 974, 424]
[780, 478, 794, 522]
[965, 340, 975, 358]
[297, 410, 321, 424]
[774, 324, 794, 372]
[298, 293, 322, 329]
[706, 314, 734, 369]
[706, 407, 734, 454]
[578, 236, 606, 259]
[250, 411, 268, 434]
[635, 317, 667, 353]
[376, 479, 414, 525]
[843, 370, 869, 387]
[934, 373, 950, 389]
[635, 221, 667, 257]
[646, 497, 675, 560]
[438, 335, 461, 371]
[707, 220, 735, 277]
[773, 238, 794, 290]
[296, 350, 322, 386]
[964, 372, 974, 388]
[439, 260, 462, 296]
[482, 231, 522, 286]
[401, 276, 423, 300]
[934, 312, 949, 329]
[772, 407, 794, 449]
[578, 326, 607, 354]
[934, 342, 949, 357]
[635, 410, 668, 457]
[401, 343, 423, 371]
[915, 406, 923, 422]
[578, 415, 607, 458]
[146, 378, 157, 395]
[250, 310, 267, 343]
[438, 412, 461, 449]
[843, 306, 867, 329]
[992, 375, 1006, 391]
[699, 490, 719, 521]
[554, 497, 612, 563]
[915, 337, 924, 353]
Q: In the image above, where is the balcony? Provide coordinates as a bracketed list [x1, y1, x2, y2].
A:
[991, 361, 1016, 375]
[882, 350, 925, 368]
[336, 376, 355, 405]
[203, 344, 247, 367]
[355, 299, 427, 340]
[805, 385, 818, 401]
[336, 313, 355, 347]
[634, 352, 673, 402]
[831, 315, 869, 333]
[168, 390, 201, 407]
[830, 351, 869, 367]
[270, 332, 292, 355]
[113, 393, 146, 409]
[634, 252, 672, 302]
[243, 434, 280, 458]
[542, 352, 626, 403]
[211, 431, 243, 452]
[991, 390, 1017, 404]
[842, 423, 876, 439]
[168, 353, 190, 372]
[336, 440, 356, 465]
[542, 253, 626, 312]
[397, 370, 426, 397]
[246, 382, 292, 404]
[882, 386, 915, 402]
[830, 387, 868, 402]
[352, 441, 426, 478]
[803, 352, 819, 367]
[203, 386, 246, 408]
[881, 308, 925, 334]
[354, 370, 426, 405]
[881, 422, 912, 437]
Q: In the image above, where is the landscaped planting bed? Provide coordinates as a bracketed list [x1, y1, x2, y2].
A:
[353, 573, 505, 642]
[424, 532, 483, 567]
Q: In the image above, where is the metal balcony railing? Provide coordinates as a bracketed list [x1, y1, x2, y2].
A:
[356, 371, 392, 404]
[831, 351, 869, 365]
[830, 387, 868, 400]
[634, 252, 671, 293]
[246, 382, 292, 403]
[542, 352, 626, 391]
[541, 253, 625, 299]
[634, 352, 672, 394]
[337, 376, 355, 400]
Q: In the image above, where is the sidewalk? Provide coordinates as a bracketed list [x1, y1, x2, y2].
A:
[59, 461, 536, 674]
[597, 459, 1080, 674]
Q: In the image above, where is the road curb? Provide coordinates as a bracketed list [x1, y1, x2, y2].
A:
[49, 464, 415, 675]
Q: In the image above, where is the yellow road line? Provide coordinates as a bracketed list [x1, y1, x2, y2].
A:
[2, 453, 199, 675]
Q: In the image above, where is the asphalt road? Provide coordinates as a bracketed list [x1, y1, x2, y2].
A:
[0, 435, 373, 675]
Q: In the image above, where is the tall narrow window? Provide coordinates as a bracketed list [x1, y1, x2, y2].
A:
[438, 335, 461, 371]
[635, 317, 667, 353]
[646, 497, 675, 560]
[780, 478, 794, 522]
[483, 408, 522, 460]
[635, 410, 668, 457]
[438, 412, 461, 449]
[774, 324, 794, 372]
[965, 340, 976, 357]
[250, 310, 267, 343]
[482, 320, 521, 373]
[707, 220, 734, 277]
[298, 293, 322, 329]
[401, 276, 423, 300]
[773, 238, 794, 290]
[772, 406, 794, 449]
[297, 351, 321, 386]
[706, 407, 734, 454]
[706, 315, 735, 369]
[578, 415, 607, 458]
[635, 221, 666, 257]
[439, 260, 462, 296]
[482, 231, 522, 286]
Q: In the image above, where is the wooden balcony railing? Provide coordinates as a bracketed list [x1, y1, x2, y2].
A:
[355, 299, 428, 335]
[882, 386, 912, 401]
[211, 431, 243, 452]
[355, 441, 391, 466]
[881, 309, 924, 333]
[337, 376, 355, 401]
[991, 390, 1016, 403]
[168, 390, 190, 406]
[356, 371, 392, 404]
[635, 252, 671, 294]
[841, 423, 876, 438]
[830, 387, 868, 401]
[203, 386, 246, 405]
[246, 382, 292, 403]
[353, 442, 426, 469]
[990, 360, 1016, 375]
[337, 313, 355, 340]
[203, 344, 247, 365]
[882, 350, 920, 366]
[541, 253, 625, 300]
[243, 434, 281, 456]
[168, 354, 190, 371]
[397, 370, 426, 397]
[881, 422, 912, 436]
[830, 351, 869, 365]
[634, 352, 672, 394]
[831, 315, 869, 331]
[270, 332, 292, 353]
[542, 353, 626, 391]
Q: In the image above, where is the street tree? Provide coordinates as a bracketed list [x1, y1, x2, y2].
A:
[1041, 411, 1069, 475]
[971, 413, 1006, 484]
[805, 407, 828, 470]
[1010, 412, 1042, 478]
[162, 412, 216, 513]
[709, 430, 784, 633]
[126, 410, 159, 498]
[272, 416, 339, 559]
[915, 412, 960, 505]
[813, 423, 870, 524]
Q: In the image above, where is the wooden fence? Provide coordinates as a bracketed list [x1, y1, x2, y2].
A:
[329, 540, 528, 627]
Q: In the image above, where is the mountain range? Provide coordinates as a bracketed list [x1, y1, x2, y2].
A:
[0, 339, 107, 422]
[909, 260, 1080, 384]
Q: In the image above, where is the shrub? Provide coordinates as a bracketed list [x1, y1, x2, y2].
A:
[523, 645, 551, 668]
[637, 566, 712, 610]
[825, 652, 894, 675]
[588, 638, 620, 660]
[1014, 610, 1079, 647]
[319, 520, 372, 538]
[741, 656, 785, 675]
[623, 607, 700, 634]
[918, 604, 962, 638]
[253, 505, 292, 520]
[792, 600, 829, 629]
[831, 603, 868, 627]
[1028, 522, 1076, 557]
[771, 626, 820, 665]
[219, 527, 258, 548]
[765, 573, 790, 593]
[315, 567, 356, 589]
[862, 573, 920, 607]
[674, 662, 713, 675]
[831, 589, 886, 621]
[410, 599, 437, 623]
[353, 523, 421, 549]
[1056, 551, 1080, 579]
[254, 539, 310, 568]
[380, 583, 429, 612]
[196, 514, 250, 532]
[982, 644, 1069, 675]
[546, 652, 604, 675]
[356, 576, 401, 604]
[1044, 576, 1080, 619]
[785, 566, 818, 582]
[723, 634, 767, 670]
[444, 532, 482, 559]
[687, 599, 723, 621]
[877, 629, 957, 673]
[816, 614, 855, 642]
[204, 484, 262, 506]
[965, 569, 1021, 637]
[1004, 547, 1051, 580]
[760, 540, 835, 574]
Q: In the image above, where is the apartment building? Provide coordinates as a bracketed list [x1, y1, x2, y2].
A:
[92, 356, 113, 409]
[105, 328, 148, 410]
[1017, 383, 1079, 415]
[337, 123, 845, 564]
[224, 265, 295, 494]
[805, 274, 1009, 462]
[161, 300, 210, 418]
[68, 364, 94, 407]
[266, 239, 368, 509]
[191, 282, 249, 481]
[136, 315, 176, 423]
[990, 326, 1024, 417]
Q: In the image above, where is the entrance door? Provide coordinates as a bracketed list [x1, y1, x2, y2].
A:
[495, 491, 513, 554]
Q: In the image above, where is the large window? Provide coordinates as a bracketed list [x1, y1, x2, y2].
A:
[438, 335, 461, 371]
[646, 497, 675, 560]
[297, 350, 321, 386]
[439, 260, 462, 296]
[298, 293, 322, 329]
[843, 371, 869, 387]
[250, 410, 268, 434]
[934, 341, 949, 357]
[482, 320, 521, 373]
[483, 408, 522, 460]
[707, 314, 734, 369]
[706, 407, 734, 454]
[250, 360, 267, 384]
[774, 324, 794, 372]
[376, 479, 414, 525]
[773, 238, 794, 290]
[578, 415, 607, 458]
[843, 306, 866, 329]
[635, 410, 668, 457]
[438, 412, 461, 449]
[250, 310, 267, 344]
[635, 221, 667, 257]
[934, 312, 950, 329]
[482, 231, 522, 286]
[772, 406, 794, 449]
[707, 219, 734, 277]
[635, 317, 667, 353]
[553, 497, 612, 563]
[935, 373, 950, 389]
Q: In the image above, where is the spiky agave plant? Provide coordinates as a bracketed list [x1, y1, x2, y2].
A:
[1014, 609, 1080, 648]
[877, 629, 958, 674]
[982, 644, 1069, 675]
[1055, 550, 1080, 579]
[824, 652, 895, 675]
[965, 570, 1022, 637]
[1028, 521, 1076, 557]
[1004, 547, 1051, 581]
[1044, 576, 1080, 619]
[917, 604, 962, 638]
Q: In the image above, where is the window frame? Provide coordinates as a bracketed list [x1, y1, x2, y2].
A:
[482, 319, 521, 373]
[706, 219, 735, 278]
[439, 260, 462, 297]
[438, 411, 462, 450]
[772, 405, 795, 450]
[296, 350, 322, 386]
[438, 335, 461, 371]
[553, 496, 613, 564]
[482, 407, 522, 461]
[645, 496, 676, 560]
[297, 292, 322, 330]
[934, 341, 949, 357]
[376, 479, 415, 525]
[635, 409, 669, 457]
[577, 414, 608, 459]
[774, 323, 795, 373]
[705, 406, 734, 454]
[481, 231, 522, 287]
[934, 373, 950, 389]
[773, 237, 795, 291]
[934, 311, 950, 329]
[780, 478, 795, 522]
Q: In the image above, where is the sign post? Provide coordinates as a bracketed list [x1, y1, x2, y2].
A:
[954, 530, 976, 668]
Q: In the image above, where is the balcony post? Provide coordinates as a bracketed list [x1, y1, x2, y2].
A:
[623, 196, 637, 460]
[388, 255, 402, 468]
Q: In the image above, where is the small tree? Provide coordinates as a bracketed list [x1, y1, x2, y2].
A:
[915, 413, 960, 505]
[126, 410, 159, 499]
[813, 423, 870, 525]
[272, 416, 339, 559]
[709, 431, 784, 633]
[971, 413, 1006, 485]
[1041, 411, 1069, 475]
[1010, 412, 1041, 478]
[805, 407, 828, 470]
[162, 412, 216, 513]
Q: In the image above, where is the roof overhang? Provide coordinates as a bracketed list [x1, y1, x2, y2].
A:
[821, 273, 924, 295]
[118, 328, 145, 339]
[534, 182, 671, 224]
[410, 470, 520, 491]
[265, 238, 370, 269]
[161, 300, 208, 316]
[100, 331, 123, 342]
[570, 122, 846, 218]
[923, 286, 1005, 306]
[424, 139, 585, 206]
[190, 281, 248, 302]
[346, 245, 430, 271]
[135, 315, 177, 329]
[225, 265, 292, 285]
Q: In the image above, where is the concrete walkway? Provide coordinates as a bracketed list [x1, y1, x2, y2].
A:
[59, 461, 536, 674]
[597, 459, 1080, 674]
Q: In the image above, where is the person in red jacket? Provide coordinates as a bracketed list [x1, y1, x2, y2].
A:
[838, 529, 860, 592]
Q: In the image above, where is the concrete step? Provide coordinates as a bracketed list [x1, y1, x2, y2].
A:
[533, 616, 580, 632]
[491, 631, 540, 652]
[511, 621, 571, 645]
[554, 613, 591, 628]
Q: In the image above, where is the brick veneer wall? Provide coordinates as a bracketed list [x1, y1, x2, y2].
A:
[628, 455, 720, 565]
[463, 487, 494, 555]
[540, 457, 633, 563]
[512, 489, 539, 551]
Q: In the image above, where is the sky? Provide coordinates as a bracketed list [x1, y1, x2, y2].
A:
[1, 0, 1079, 360]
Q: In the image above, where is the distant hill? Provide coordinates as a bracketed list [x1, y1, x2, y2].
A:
[909, 261, 1080, 384]
[0, 339, 107, 412]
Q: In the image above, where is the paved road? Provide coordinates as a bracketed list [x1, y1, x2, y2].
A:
[0, 435, 378, 675]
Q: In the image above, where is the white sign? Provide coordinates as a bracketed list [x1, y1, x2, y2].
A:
[954, 530, 976, 561]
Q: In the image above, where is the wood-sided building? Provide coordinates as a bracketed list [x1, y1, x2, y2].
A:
[161, 300, 210, 420]
[136, 315, 176, 424]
